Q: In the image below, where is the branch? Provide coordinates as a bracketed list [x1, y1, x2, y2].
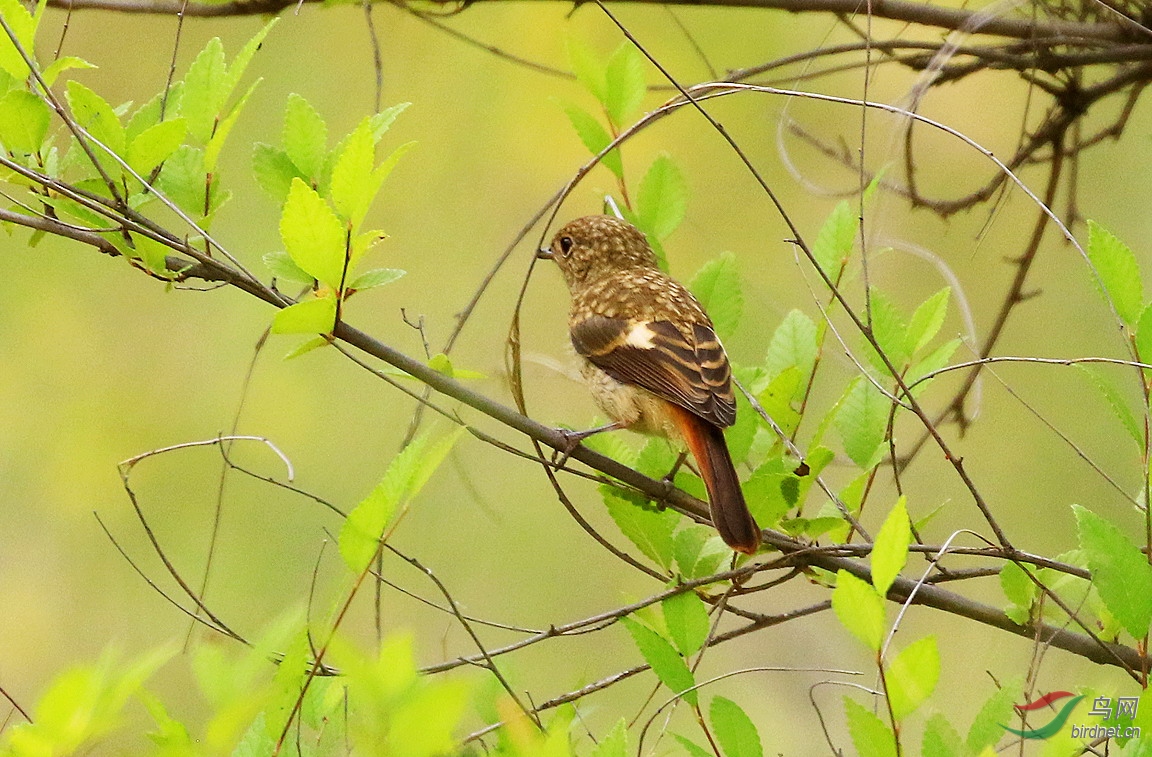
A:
[42, 0, 1138, 44]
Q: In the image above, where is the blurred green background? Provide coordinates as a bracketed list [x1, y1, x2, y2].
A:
[1, 2, 1151, 751]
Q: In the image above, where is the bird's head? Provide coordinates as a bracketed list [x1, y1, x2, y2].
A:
[538, 215, 659, 288]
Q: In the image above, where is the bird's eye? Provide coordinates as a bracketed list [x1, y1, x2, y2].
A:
[559, 236, 574, 256]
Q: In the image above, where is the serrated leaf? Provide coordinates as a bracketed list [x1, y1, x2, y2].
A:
[1087, 220, 1143, 327]
[690, 252, 742, 340]
[603, 42, 645, 127]
[812, 200, 856, 277]
[672, 735, 713, 757]
[339, 428, 465, 572]
[765, 309, 818, 381]
[180, 37, 227, 144]
[743, 458, 798, 528]
[662, 590, 710, 656]
[844, 697, 897, 757]
[559, 101, 623, 179]
[65, 80, 126, 157]
[155, 145, 207, 215]
[1076, 364, 1142, 446]
[886, 635, 939, 718]
[566, 35, 606, 103]
[673, 526, 727, 579]
[1074, 505, 1152, 638]
[330, 119, 409, 229]
[836, 378, 889, 470]
[126, 118, 186, 175]
[872, 496, 910, 596]
[832, 569, 884, 651]
[252, 143, 304, 203]
[282, 93, 328, 180]
[370, 102, 410, 139]
[754, 366, 802, 438]
[866, 289, 909, 369]
[619, 616, 696, 705]
[350, 267, 405, 291]
[905, 287, 950, 355]
[1136, 303, 1152, 375]
[129, 233, 173, 276]
[0, 90, 49, 154]
[262, 250, 314, 284]
[283, 335, 328, 360]
[1000, 561, 1036, 624]
[908, 338, 960, 398]
[280, 177, 347, 289]
[710, 696, 762, 757]
[967, 679, 1020, 754]
[590, 718, 628, 757]
[271, 296, 337, 335]
[636, 154, 687, 241]
[204, 78, 259, 172]
[220, 19, 276, 113]
[0, 0, 36, 79]
[921, 713, 963, 757]
[602, 487, 677, 569]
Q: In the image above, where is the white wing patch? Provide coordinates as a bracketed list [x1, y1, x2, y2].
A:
[624, 322, 658, 350]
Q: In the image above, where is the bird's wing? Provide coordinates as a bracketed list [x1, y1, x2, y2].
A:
[571, 314, 736, 427]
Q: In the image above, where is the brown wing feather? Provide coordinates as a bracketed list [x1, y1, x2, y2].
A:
[571, 315, 736, 427]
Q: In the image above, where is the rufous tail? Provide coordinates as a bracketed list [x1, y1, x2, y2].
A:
[668, 405, 761, 554]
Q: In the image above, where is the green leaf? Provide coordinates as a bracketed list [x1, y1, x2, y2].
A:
[603, 42, 645, 127]
[180, 37, 227, 144]
[866, 289, 909, 369]
[126, 118, 186, 175]
[754, 366, 802, 438]
[1136, 303, 1152, 374]
[831, 569, 884, 651]
[673, 526, 727, 579]
[330, 119, 410, 229]
[619, 616, 696, 706]
[999, 561, 1036, 625]
[0, 0, 37, 79]
[871, 496, 910, 596]
[1087, 220, 1143, 327]
[252, 143, 304, 203]
[966, 679, 1020, 754]
[602, 487, 677, 569]
[271, 296, 337, 335]
[220, 19, 276, 111]
[282, 93, 328, 180]
[662, 590, 711, 656]
[204, 78, 259, 172]
[369, 102, 410, 139]
[565, 35, 606, 103]
[743, 457, 799, 528]
[710, 696, 762, 757]
[350, 267, 405, 291]
[905, 287, 950, 356]
[1077, 364, 1142, 445]
[636, 154, 687, 242]
[812, 200, 857, 277]
[921, 713, 963, 757]
[130, 233, 173, 276]
[844, 697, 897, 757]
[155, 145, 207, 216]
[885, 635, 939, 718]
[907, 338, 960, 398]
[672, 735, 713, 757]
[836, 378, 889, 470]
[339, 428, 466, 572]
[65, 80, 126, 157]
[765, 309, 818, 381]
[690, 252, 742, 340]
[41, 55, 96, 88]
[280, 177, 347, 289]
[262, 250, 314, 284]
[0, 90, 49, 154]
[283, 336, 329, 360]
[559, 101, 623, 179]
[1074, 505, 1152, 638]
[590, 718, 628, 757]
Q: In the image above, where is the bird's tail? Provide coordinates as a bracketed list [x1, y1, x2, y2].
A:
[667, 404, 761, 554]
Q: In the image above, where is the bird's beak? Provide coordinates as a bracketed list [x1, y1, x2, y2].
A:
[537, 246, 553, 260]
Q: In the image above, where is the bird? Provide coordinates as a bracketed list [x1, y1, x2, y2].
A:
[538, 214, 761, 554]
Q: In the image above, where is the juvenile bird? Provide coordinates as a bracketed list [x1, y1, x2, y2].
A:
[538, 215, 761, 554]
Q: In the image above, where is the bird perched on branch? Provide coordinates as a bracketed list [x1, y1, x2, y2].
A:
[538, 215, 761, 554]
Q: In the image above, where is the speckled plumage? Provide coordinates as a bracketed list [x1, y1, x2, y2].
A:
[541, 215, 760, 554]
